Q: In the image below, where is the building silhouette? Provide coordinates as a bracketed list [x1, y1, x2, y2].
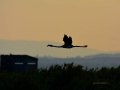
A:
[0, 54, 38, 72]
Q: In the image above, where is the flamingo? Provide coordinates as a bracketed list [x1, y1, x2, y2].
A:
[47, 34, 88, 49]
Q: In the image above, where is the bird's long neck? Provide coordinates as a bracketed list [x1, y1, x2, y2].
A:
[47, 45, 63, 48]
[52, 45, 62, 47]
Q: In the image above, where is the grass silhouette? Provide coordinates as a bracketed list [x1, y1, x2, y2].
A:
[0, 63, 120, 90]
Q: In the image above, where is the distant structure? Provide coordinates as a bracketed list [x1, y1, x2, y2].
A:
[0, 54, 38, 72]
[10, 53, 12, 55]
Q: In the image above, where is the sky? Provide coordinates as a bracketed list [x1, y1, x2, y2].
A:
[0, 0, 120, 51]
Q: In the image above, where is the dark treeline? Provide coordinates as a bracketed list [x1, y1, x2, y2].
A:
[0, 63, 120, 90]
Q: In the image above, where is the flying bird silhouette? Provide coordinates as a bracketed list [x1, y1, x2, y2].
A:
[47, 34, 88, 49]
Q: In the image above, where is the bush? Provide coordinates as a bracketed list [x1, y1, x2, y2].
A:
[0, 63, 120, 90]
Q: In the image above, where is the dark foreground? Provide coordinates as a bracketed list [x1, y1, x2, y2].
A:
[0, 63, 120, 90]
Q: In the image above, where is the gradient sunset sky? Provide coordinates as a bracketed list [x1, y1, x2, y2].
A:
[0, 0, 120, 51]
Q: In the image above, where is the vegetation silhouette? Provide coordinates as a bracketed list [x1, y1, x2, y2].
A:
[0, 63, 120, 90]
[47, 34, 88, 48]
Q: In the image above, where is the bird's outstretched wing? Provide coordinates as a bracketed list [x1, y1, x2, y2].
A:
[63, 34, 72, 45]
[63, 34, 69, 45]
[68, 36, 72, 45]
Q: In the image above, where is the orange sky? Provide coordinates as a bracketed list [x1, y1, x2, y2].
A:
[0, 0, 120, 51]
